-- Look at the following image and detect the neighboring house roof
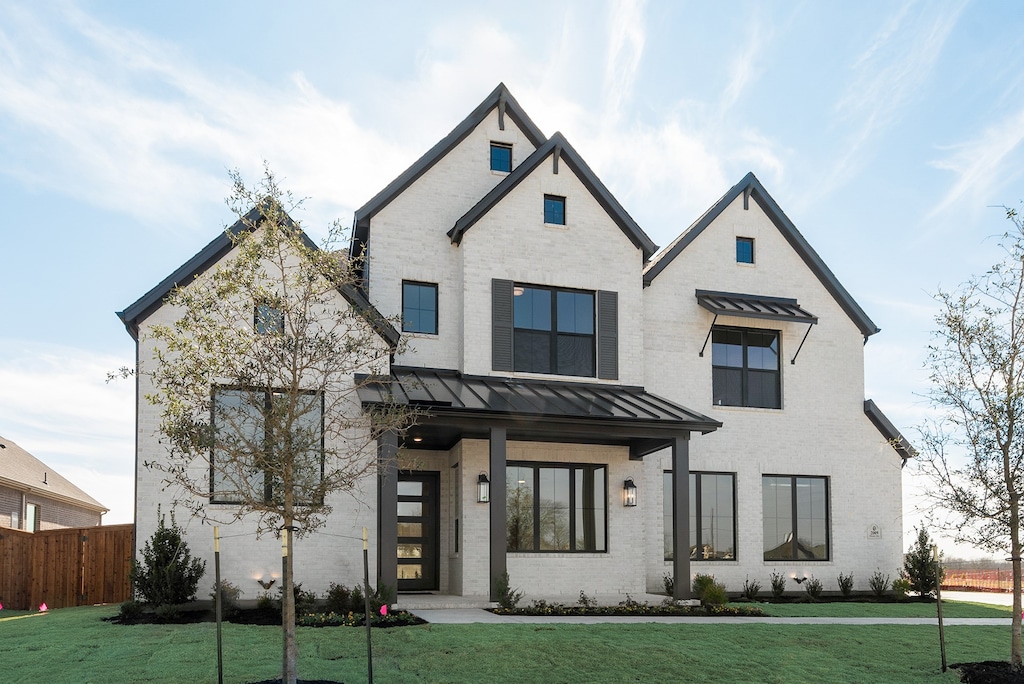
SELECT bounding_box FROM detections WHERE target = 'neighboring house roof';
[0,435,107,513]
[448,132,659,262]
[644,172,880,339]
[864,399,918,466]
[117,205,400,347]
[357,367,721,458]
[351,83,548,264]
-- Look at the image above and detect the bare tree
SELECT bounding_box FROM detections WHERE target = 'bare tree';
[918,205,1024,668]
[140,167,411,683]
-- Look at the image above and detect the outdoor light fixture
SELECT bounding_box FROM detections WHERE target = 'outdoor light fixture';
[623,478,638,507]
[257,575,277,590]
[477,473,490,503]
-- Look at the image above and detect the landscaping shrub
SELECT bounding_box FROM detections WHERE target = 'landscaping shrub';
[804,577,823,601]
[118,600,143,621]
[494,571,524,610]
[770,571,787,598]
[131,510,206,607]
[276,583,317,616]
[742,576,761,600]
[256,591,274,612]
[369,582,395,613]
[663,573,674,597]
[892,576,912,599]
[837,572,854,597]
[209,580,242,618]
[693,573,728,605]
[577,591,597,609]
[324,582,354,614]
[903,526,942,597]
[869,570,890,597]
[154,603,181,622]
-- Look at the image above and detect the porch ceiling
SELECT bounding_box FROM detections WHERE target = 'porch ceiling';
[357,367,721,458]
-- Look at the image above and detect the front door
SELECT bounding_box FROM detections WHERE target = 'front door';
[397,471,439,592]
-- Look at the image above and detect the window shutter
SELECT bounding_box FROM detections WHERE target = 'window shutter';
[492,279,513,371]
[597,290,618,379]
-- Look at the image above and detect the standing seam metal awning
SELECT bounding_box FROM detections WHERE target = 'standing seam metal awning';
[696,289,817,323]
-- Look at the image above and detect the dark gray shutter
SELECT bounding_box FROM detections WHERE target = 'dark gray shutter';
[492,279,513,371]
[597,290,618,380]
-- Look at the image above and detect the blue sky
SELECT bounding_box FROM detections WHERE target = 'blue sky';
[1,1,1023,557]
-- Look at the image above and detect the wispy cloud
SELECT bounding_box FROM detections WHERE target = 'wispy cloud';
[720,20,769,115]
[603,0,646,128]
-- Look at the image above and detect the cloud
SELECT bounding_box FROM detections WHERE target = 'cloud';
[603,0,646,127]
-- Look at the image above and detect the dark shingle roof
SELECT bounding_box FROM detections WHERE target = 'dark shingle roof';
[0,435,107,513]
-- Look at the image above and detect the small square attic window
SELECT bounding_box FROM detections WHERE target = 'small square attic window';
[736,237,754,264]
[490,143,512,172]
[544,195,566,225]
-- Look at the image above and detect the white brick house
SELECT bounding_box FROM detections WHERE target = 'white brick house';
[120,84,911,602]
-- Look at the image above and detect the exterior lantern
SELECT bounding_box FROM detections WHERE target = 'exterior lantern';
[478,473,490,503]
[623,478,638,507]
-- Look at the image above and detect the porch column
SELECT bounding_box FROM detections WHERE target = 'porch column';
[488,427,507,601]
[671,434,691,601]
[377,431,398,593]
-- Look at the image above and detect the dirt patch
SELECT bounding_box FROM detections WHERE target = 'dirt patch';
[952,661,1024,684]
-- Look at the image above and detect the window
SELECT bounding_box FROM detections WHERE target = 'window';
[663,472,736,561]
[402,281,438,334]
[211,387,324,505]
[490,143,512,172]
[506,463,606,552]
[255,303,284,334]
[763,476,829,560]
[712,327,780,408]
[736,237,754,264]
[544,195,565,225]
[513,285,594,376]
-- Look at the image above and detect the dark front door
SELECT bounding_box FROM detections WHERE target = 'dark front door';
[397,471,439,591]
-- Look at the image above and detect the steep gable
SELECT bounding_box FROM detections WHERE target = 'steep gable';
[643,172,879,338]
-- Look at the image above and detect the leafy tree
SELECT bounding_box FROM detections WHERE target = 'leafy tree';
[135,167,412,683]
[131,510,205,607]
[902,526,942,597]
[917,205,1024,668]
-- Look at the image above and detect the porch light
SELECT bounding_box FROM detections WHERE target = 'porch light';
[623,478,637,507]
[477,473,490,503]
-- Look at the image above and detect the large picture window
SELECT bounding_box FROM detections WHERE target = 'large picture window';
[712,327,781,408]
[763,475,829,560]
[513,285,594,376]
[506,463,606,552]
[211,387,324,505]
[663,472,736,561]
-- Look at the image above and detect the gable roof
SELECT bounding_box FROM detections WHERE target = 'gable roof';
[448,132,659,261]
[864,399,918,466]
[0,435,107,513]
[350,83,547,262]
[643,172,880,338]
[117,205,400,347]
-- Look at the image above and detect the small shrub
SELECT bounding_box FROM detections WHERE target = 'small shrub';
[693,573,728,606]
[210,580,242,618]
[770,572,787,598]
[742,576,761,600]
[256,591,274,612]
[869,570,890,597]
[118,600,143,621]
[276,582,317,617]
[369,582,395,613]
[892,576,912,599]
[663,572,675,597]
[692,574,717,599]
[837,572,854,597]
[804,577,823,601]
[131,509,206,607]
[325,582,353,614]
[904,526,942,597]
[619,594,643,609]
[350,584,364,611]
[577,590,597,609]
[494,571,524,610]
[154,603,180,622]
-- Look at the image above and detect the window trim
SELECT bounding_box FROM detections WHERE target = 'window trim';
[513,283,595,377]
[401,280,439,335]
[762,474,830,561]
[506,461,607,553]
[663,471,737,562]
[711,326,782,409]
[490,142,513,173]
[544,195,566,225]
[736,237,755,264]
[210,386,325,506]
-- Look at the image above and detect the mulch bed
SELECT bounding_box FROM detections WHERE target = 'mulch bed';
[105,607,422,627]
[952,662,1024,684]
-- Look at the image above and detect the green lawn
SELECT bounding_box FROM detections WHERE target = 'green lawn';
[0,605,1013,683]
[758,599,1011,618]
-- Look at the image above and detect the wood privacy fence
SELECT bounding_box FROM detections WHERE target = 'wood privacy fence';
[0,524,133,610]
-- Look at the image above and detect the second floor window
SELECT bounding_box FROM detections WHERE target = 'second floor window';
[513,285,594,376]
[402,281,438,335]
[490,143,512,172]
[712,327,780,408]
[544,195,566,225]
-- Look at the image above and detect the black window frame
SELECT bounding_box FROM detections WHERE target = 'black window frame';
[402,280,438,335]
[506,461,607,553]
[513,283,595,377]
[489,142,512,172]
[663,471,737,562]
[210,386,325,506]
[711,326,781,409]
[762,475,830,561]
[736,237,755,264]
[544,195,566,225]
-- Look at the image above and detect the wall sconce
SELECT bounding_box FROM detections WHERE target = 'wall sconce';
[792,575,808,585]
[257,575,277,590]
[477,473,490,503]
[623,478,637,507]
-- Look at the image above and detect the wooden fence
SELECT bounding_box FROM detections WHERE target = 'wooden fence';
[0,524,133,610]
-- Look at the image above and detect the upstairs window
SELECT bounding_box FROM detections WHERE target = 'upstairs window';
[402,281,438,335]
[544,195,566,225]
[490,143,512,172]
[255,303,284,334]
[513,285,594,376]
[736,237,754,264]
[712,327,780,408]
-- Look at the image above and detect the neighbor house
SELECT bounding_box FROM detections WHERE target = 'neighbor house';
[0,435,107,531]
[119,84,912,601]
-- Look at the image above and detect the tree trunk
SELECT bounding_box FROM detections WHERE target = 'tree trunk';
[1011,502,1022,669]
[282,525,298,684]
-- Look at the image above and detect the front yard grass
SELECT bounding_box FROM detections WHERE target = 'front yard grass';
[757,599,1010,619]
[0,604,1011,683]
